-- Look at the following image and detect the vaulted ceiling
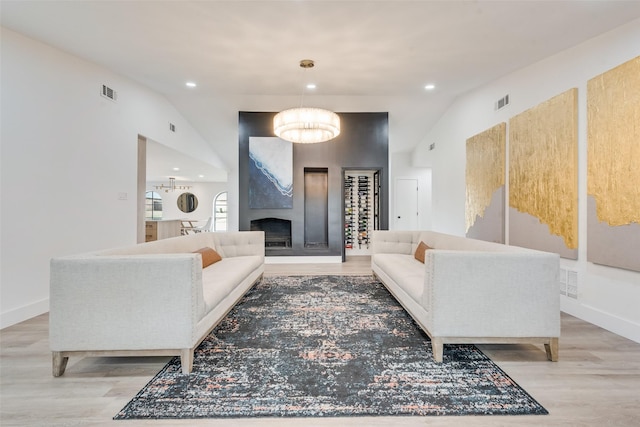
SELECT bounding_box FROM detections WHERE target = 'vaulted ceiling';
[3,0,640,178]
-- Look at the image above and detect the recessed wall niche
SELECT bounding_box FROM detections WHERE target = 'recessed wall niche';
[304,168,329,249]
[238,112,389,258]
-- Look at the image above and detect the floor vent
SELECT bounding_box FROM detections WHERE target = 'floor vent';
[101,84,117,101]
[495,94,509,111]
[559,268,578,299]
[567,270,578,299]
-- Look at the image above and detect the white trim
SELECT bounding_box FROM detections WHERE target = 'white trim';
[1,298,49,329]
[561,297,640,344]
[265,256,342,264]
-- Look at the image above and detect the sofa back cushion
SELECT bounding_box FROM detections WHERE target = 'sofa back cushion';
[419,231,523,253]
[212,231,265,259]
[371,230,421,255]
[98,232,217,256]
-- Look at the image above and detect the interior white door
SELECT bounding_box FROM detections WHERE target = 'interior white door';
[395,178,418,230]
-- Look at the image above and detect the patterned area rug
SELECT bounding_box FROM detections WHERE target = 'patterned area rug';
[115,275,547,419]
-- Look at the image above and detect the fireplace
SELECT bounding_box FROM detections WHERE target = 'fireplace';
[250,218,292,248]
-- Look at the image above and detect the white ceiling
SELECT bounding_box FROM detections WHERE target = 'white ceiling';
[3,0,640,180]
[146,139,228,183]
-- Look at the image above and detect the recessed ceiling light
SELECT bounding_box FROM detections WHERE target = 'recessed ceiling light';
[198,174,205,178]
[186,82,197,88]
[424,84,436,90]
[306,83,316,89]
[173,167,180,171]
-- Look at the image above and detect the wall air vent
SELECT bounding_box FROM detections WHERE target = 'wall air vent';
[567,270,578,299]
[101,84,117,101]
[495,94,509,111]
[559,267,578,299]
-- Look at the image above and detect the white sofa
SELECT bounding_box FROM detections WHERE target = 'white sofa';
[371,230,560,363]
[49,231,264,376]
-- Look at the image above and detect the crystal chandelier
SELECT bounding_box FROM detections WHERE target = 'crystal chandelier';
[273,60,340,144]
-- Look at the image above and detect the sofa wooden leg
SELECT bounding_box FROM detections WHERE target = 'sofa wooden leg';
[432,338,444,363]
[52,352,68,377]
[545,337,559,361]
[180,349,193,374]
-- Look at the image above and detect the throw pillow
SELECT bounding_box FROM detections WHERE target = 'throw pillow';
[193,247,222,268]
[414,241,433,263]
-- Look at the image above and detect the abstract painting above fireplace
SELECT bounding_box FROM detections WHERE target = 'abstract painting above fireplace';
[249,137,292,209]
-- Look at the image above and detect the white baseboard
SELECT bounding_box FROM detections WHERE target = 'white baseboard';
[1,298,49,329]
[265,256,342,264]
[561,297,640,344]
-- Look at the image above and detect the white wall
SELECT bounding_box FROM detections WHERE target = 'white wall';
[390,153,432,231]
[226,165,240,232]
[412,20,640,343]
[146,181,227,228]
[0,28,223,327]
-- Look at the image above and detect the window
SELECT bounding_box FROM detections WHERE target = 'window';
[213,191,227,231]
[145,191,163,220]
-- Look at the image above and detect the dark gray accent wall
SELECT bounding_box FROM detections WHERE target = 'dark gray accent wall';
[239,111,389,257]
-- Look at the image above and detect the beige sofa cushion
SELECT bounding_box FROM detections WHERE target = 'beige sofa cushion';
[202,255,263,313]
[372,253,424,303]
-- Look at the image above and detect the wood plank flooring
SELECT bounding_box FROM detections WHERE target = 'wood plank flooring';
[1,256,639,426]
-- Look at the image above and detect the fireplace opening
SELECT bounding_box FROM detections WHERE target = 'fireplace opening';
[250,218,292,248]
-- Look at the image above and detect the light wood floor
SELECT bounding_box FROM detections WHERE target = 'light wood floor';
[2,257,640,426]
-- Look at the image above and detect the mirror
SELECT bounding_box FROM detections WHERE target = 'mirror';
[177,192,198,213]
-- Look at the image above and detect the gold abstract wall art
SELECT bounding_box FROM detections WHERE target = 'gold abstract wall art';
[587,56,640,272]
[587,56,640,226]
[509,88,578,257]
[465,123,506,243]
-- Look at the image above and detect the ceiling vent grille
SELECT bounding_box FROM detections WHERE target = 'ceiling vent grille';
[495,94,509,111]
[101,84,117,101]
[169,123,176,132]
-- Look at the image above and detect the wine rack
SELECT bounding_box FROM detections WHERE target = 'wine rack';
[344,172,378,252]
[357,175,370,248]
[344,176,355,249]
[373,170,380,231]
